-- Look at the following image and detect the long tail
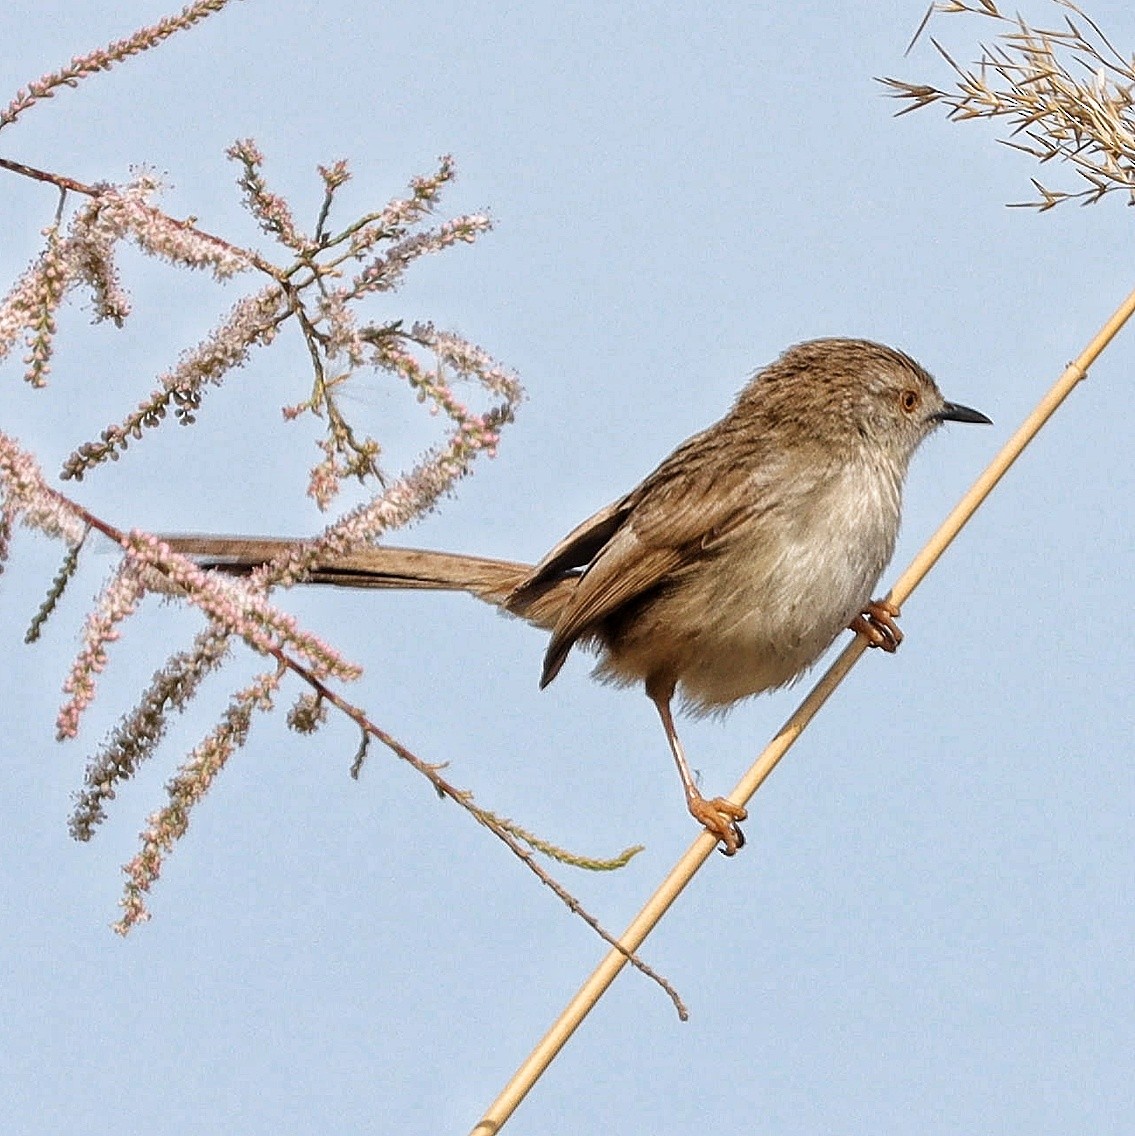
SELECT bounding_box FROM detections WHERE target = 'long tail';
[158,535,574,633]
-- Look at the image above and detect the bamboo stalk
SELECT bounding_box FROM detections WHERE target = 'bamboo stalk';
[470,284,1135,1135]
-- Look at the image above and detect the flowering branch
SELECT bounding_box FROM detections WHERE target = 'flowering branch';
[0,1,673,1009]
[68,627,231,843]
[0,0,233,133]
[115,665,286,934]
[0,431,645,972]
[1,144,514,505]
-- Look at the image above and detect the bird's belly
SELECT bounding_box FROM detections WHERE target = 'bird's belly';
[676,564,869,708]
[669,477,897,711]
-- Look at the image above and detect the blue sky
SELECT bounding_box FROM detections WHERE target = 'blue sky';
[2,2,1133,1133]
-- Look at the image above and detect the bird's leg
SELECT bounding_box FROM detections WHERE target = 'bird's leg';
[647,680,747,856]
[849,598,903,653]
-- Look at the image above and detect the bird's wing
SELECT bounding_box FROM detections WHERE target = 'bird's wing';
[520,497,634,585]
[537,524,684,686]
[538,426,788,685]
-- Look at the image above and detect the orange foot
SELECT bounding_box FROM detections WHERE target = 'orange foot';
[850,598,903,653]
[688,791,748,856]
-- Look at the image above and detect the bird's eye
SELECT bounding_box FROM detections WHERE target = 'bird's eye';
[900,389,920,414]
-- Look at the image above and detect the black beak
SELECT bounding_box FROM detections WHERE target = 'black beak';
[934,401,992,426]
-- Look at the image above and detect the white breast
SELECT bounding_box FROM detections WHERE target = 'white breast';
[675,456,903,710]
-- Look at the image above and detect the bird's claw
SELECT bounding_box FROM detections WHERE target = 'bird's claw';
[850,598,903,653]
[688,792,748,856]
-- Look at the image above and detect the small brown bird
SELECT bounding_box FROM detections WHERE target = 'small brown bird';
[163,338,990,854]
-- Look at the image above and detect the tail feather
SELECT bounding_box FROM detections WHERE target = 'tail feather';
[158,535,576,633]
